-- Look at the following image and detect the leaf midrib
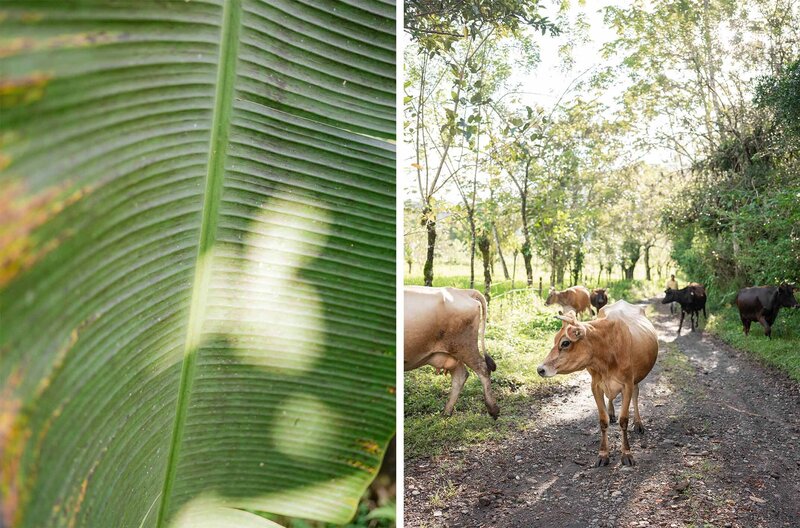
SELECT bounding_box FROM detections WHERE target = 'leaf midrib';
[155,1,242,525]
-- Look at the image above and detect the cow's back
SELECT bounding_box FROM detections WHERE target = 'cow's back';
[736,286,777,318]
[598,300,658,382]
[404,286,481,369]
[562,286,591,311]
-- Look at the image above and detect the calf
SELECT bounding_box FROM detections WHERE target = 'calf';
[661,283,707,334]
[735,283,799,339]
[546,285,593,318]
[404,286,498,418]
[537,301,658,466]
[590,288,608,312]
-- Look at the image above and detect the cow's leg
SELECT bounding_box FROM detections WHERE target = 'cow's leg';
[677,310,685,335]
[756,314,771,339]
[591,381,610,467]
[606,395,616,424]
[632,384,645,434]
[443,363,469,416]
[691,311,697,332]
[742,318,751,336]
[619,384,635,466]
[462,353,499,419]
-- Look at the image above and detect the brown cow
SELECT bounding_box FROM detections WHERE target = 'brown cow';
[545,285,593,317]
[404,286,499,418]
[537,301,658,466]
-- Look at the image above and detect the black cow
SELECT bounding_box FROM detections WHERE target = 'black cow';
[735,283,799,339]
[590,288,608,313]
[661,283,707,334]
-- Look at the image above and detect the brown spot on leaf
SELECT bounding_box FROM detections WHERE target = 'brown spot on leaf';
[0,368,24,528]
[0,405,30,527]
[0,180,89,288]
[19,12,44,23]
[0,71,52,106]
[0,31,121,59]
[346,459,377,474]
[357,439,381,455]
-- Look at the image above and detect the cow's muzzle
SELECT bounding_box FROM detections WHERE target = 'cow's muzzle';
[537,364,556,378]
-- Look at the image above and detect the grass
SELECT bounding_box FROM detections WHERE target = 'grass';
[403,276,666,459]
[704,305,800,381]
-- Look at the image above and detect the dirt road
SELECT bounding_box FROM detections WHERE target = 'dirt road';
[404,300,800,527]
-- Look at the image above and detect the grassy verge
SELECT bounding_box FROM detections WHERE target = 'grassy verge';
[705,305,800,381]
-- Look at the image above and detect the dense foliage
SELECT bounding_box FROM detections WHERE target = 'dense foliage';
[665,60,800,295]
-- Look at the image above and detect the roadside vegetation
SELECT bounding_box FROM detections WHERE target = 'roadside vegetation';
[706,307,800,382]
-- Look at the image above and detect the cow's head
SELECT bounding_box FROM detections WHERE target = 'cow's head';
[545,287,558,306]
[777,282,800,308]
[593,288,608,304]
[537,311,591,377]
[661,288,676,304]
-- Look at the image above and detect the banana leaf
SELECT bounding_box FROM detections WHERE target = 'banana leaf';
[0,1,396,526]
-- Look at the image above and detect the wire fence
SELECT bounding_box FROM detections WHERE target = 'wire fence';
[489,287,544,320]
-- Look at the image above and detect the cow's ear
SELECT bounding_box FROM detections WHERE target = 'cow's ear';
[566,325,584,341]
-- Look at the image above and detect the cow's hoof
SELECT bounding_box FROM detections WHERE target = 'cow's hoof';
[621,454,635,466]
[609,415,617,424]
[634,423,645,434]
[595,456,610,467]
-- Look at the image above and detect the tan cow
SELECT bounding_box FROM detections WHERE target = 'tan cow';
[545,285,593,317]
[537,300,658,466]
[404,286,499,418]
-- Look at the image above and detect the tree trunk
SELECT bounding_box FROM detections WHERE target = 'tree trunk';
[479,233,492,304]
[468,211,476,289]
[644,245,652,281]
[511,250,518,289]
[521,196,533,287]
[493,223,510,280]
[572,248,584,285]
[422,207,436,287]
[621,261,635,280]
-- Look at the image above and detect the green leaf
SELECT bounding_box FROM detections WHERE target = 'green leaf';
[0,1,395,527]
[364,502,396,522]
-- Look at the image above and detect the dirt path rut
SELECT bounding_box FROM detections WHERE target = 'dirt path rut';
[404,300,800,528]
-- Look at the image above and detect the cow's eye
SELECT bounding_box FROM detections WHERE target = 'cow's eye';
[560,339,571,349]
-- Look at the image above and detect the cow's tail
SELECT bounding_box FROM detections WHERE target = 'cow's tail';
[471,290,496,372]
